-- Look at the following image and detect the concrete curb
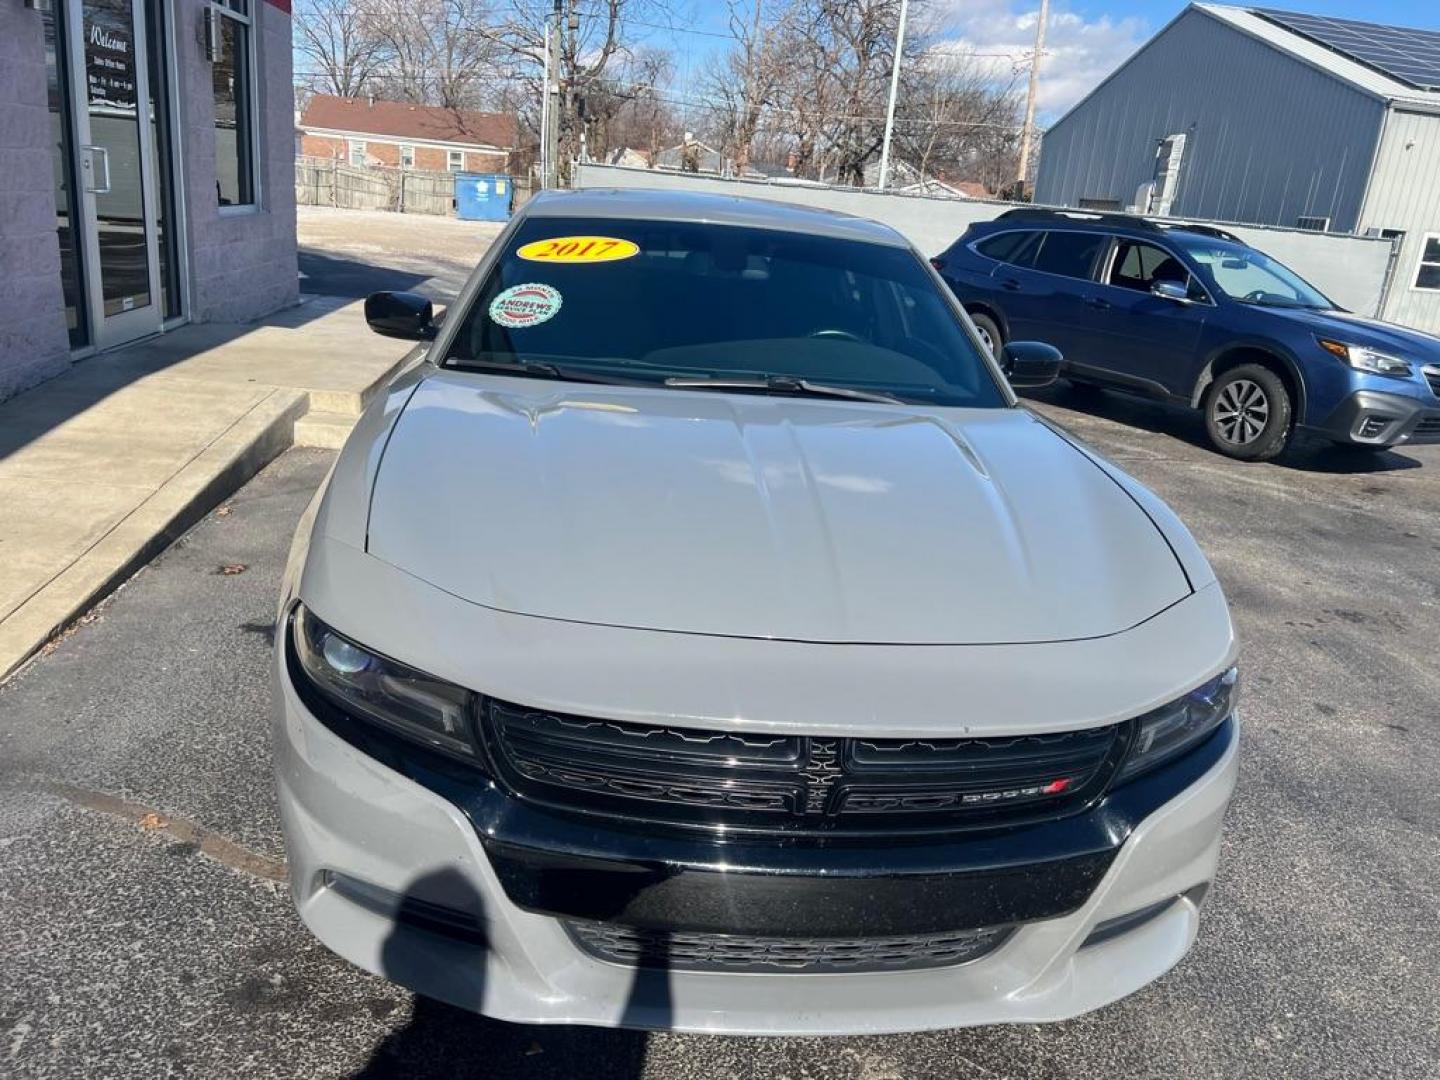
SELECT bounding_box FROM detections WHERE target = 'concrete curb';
[0,388,308,682]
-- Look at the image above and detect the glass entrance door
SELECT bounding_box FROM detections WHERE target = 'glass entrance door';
[63,0,163,349]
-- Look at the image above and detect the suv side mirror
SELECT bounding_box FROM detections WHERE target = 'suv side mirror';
[1150,280,1192,303]
[365,290,437,340]
[1000,341,1062,389]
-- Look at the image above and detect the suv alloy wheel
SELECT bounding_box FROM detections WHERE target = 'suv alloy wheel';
[1204,364,1293,461]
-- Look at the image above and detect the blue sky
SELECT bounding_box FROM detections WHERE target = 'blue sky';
[649,1,1440,126]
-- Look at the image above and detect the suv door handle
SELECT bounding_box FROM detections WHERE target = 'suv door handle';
[1084,297,1112,309]
[1000,278,1021,291]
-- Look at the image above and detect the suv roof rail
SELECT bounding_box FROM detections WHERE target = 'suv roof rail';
[994,207,1246,245]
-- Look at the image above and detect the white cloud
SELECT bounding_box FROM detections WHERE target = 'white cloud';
[932,1,1152,123]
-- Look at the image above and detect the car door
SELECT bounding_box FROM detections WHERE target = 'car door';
[1002,230,1111,360]
[968,229,1045,339]
[1064,237,1210,398]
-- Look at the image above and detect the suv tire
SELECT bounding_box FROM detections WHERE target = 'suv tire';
[968,312,1003,358]
[1204,364,1292,461]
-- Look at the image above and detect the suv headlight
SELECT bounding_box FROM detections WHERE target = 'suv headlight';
[1317,338,1412,377]
[1116,666,1238,783]
[292,603,479,761]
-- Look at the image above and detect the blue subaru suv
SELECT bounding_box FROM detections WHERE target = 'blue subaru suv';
[934,209,1440,461]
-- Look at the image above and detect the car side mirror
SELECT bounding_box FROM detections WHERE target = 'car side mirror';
[1000,341,1062,389]
[1150,280,1191,303]
[365,290,437,340]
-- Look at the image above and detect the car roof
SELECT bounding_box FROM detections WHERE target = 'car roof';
[523,188,912,249]
[974,209,1246,245]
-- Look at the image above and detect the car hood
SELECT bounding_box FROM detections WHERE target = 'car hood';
[1267,307,1440,358]
[365,372,1191,645]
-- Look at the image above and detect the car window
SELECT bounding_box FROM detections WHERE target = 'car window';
[1032,231,1108,279]
[1105,239,1204,299]
[975,230,1043,268]
[443,216,1007,408]
[1185,242,1334,309]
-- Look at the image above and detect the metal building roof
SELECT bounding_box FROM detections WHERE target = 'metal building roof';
[1254,8,1440,92]
[1197,5,1440,108]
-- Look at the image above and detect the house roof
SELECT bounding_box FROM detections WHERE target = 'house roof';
[299,95,518,149]
[1193,6,1440,108]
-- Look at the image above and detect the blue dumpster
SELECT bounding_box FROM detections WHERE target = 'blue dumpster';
[454,172,512,221]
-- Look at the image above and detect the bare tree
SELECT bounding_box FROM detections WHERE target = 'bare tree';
[476,0,675,178]
[581,50,681,163]
[893,50,1024,190]
[358,0,499,109]
[701,1,797,173]
[292,0,388,99]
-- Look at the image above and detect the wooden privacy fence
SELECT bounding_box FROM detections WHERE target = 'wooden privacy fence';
[295,158,456,215]
[296,158,535,217]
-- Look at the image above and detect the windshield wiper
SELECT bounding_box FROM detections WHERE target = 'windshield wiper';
[664,375,903,404]
[447,358,633,385]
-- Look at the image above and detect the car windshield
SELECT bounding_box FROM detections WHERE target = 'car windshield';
[442,215,1005,408]
[1182,241,1335,310]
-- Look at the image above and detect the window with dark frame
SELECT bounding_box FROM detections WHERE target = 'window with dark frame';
[210,0,254,207]
[1416,235,1440,292]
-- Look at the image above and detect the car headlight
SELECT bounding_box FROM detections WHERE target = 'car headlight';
[292,603,479,761]
[1317,338,1412,377]
[1116,666,1238,783]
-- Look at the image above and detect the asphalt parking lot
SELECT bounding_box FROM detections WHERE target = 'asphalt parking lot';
[298,207,505,303]
[2,378,1437,1078]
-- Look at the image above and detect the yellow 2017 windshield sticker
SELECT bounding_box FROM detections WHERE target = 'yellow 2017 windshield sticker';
[516,236,640,263]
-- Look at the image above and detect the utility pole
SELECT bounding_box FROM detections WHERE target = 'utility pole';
[539,0,563,188]
[1015,0,1049,193]
[876,0,911,190]
[539,8,552,188]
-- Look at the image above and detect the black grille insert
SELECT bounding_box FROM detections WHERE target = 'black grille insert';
[1415,415,1440,435]
[566,920,1013,973]
[483,700,1127,836]
[1423,366,1440,397]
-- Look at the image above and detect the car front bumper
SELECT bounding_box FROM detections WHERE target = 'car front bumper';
[273,645,1241,1035]
[1311,389,1440,447]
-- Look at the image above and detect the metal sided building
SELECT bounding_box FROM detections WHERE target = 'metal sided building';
[1,0,297,403]
[1034,4,1440,334]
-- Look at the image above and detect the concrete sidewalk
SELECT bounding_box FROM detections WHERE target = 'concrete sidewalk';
[0,296,412,680]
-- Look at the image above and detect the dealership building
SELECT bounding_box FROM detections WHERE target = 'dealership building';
[1,0,298,403]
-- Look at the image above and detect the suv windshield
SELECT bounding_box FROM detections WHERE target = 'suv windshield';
[1182,241,1335,310]
[442,216,1005,408]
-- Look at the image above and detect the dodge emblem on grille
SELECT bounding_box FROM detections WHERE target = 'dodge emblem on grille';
[802,739,843,814]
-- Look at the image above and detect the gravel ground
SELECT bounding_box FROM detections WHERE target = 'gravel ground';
[1,390,1437,1078]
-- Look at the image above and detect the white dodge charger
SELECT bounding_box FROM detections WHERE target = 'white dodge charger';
[272,189,1240,1035]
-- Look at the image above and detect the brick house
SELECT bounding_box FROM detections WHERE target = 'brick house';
[298,95,517,174]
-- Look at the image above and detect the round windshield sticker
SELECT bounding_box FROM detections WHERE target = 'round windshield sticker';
[489,283,563,329]
[516,236,639,263]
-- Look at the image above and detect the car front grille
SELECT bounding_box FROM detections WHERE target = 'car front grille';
[482,699,1126,836]
[1423,366,1440,397]
[565,920,1013,973]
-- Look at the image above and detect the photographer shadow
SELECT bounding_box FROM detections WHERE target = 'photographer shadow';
[349,867,667,1079]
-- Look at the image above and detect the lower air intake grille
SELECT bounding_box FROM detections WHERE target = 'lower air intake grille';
[1415,415,1440,435]
[566,921,1013,973]
[483,699,1126,836]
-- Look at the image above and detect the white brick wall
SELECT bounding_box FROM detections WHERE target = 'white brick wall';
[176,0,298,324]
[0,5,72,402]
